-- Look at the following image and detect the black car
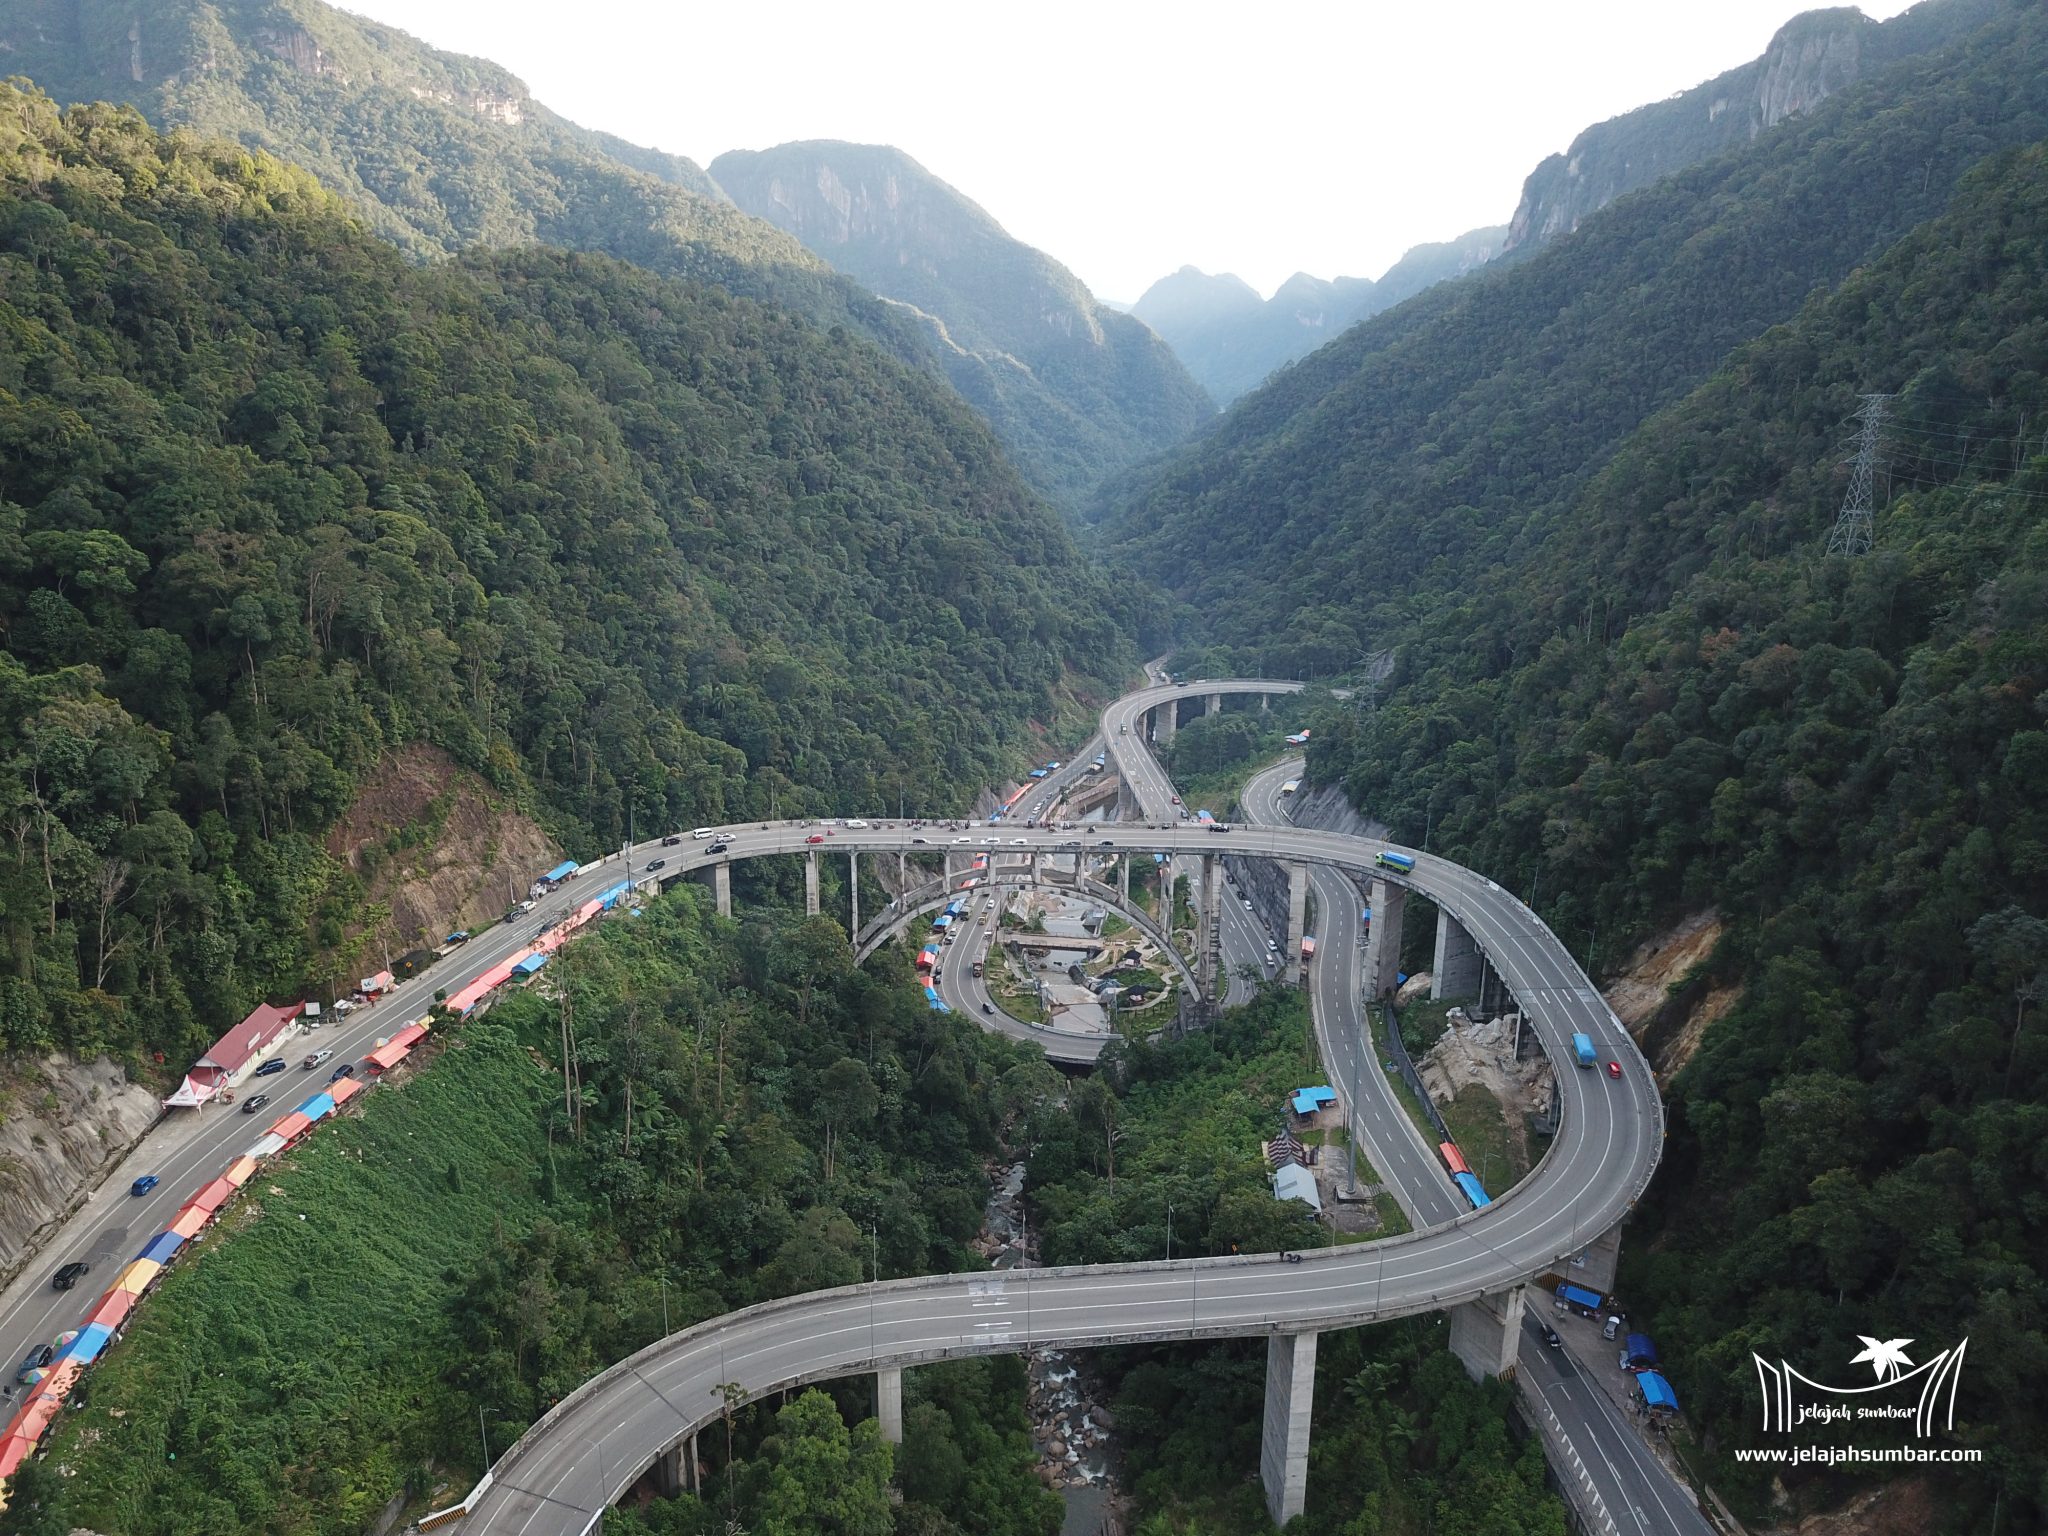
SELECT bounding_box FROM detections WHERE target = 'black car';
[1098,839,1116,848]
[51,1262,89,1291]
[706,842,730,855]
[329,1063,357,1084]
[646,858,666,872]
[980,1002,993,1015]
[1542,1326,1563,1349]
[661,835,684,847]
[253,1057,288,1078]
[241,1094,271,1115]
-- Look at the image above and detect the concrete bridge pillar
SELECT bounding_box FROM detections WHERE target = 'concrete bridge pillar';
[1206,692,1222,716]
[1198,855,1223,999]
[653,1440,687,1496]
[848,850,859,935]
[1450,1287,1525,1383]
[713,861,732,919]
[1364,879,1405,998]
[1431,910,1482,1001]
[805,851,820,917]
[1569,1224,1624,1296]
[1154,701,1177,745]
[1260,693,1270,713]
[1285,863,1308,986]
[1260,1330,1318,1526]
[877,1367,904,1443]
[1119,854,1131,907]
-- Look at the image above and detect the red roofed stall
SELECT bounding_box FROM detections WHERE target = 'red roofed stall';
[163,1001,305,1107]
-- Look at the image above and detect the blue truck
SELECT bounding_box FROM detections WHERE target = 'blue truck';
[1375,850,1415,873]
[1572,1032,1597,1067]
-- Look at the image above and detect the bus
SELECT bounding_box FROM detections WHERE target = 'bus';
[1375,850,1416,873]
[1280,779,1300,796]
[1300,936,1316,959]
[1452,1171,1492,1209]
[1438,1141,1471,1177]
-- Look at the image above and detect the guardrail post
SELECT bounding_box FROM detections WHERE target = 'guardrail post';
[877,1366,904,1443]
[1260,1330,1318,1525]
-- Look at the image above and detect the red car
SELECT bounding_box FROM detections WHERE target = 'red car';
[805,833,826,844]
[1606,1061,1622,1079]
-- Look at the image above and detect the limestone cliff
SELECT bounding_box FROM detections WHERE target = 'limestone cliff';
[1504,0,2003,255]
[0,1055,162,1280]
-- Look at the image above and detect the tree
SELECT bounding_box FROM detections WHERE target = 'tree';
[756,1390,894,1536]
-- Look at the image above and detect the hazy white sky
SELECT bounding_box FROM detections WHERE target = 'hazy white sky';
[348,0,1915,302]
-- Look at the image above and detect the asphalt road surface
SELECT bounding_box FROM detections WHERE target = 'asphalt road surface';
[460,681,1662,1535]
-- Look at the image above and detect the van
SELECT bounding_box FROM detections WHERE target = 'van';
[305,1048,334,1070]
[692,827,715,839]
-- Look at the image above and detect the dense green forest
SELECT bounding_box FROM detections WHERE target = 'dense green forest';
[1095,0,2048,669]
[1030,997,1564,1535]
[0,84,1138,1066]
[0,0,1211,506]
[38,887,1064,1536]
[1158,125,2048,1536]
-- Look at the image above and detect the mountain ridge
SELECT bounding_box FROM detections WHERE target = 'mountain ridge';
[709,138,1215,507]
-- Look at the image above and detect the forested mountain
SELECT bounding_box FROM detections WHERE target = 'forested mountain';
[1130,225,1501,406]
[0,84,1134,1069]
[1095,0,2048,657]
[1109,1,2048,1519]
[1502,0,2003,253]
[0,0,1195,506]
[710,140,1214,506]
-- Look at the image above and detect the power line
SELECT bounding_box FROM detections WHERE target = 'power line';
[1826,394,1892,557]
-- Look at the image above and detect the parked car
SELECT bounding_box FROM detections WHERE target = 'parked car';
[646,858,666,872]
[51,1262,90,1291]
[444,930,471,947]
[305,1049,334,1070]
[130,1175,158,1197]
[253,1057,288,1078]
[242,1094,271,1115]
[329,1063,357,1083]
[15,1343,56,1383]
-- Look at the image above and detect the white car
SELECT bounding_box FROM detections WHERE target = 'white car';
[846,819,870,829]
[953,836,972,844]
[982,837,999,846]
[1011,838,1028,846]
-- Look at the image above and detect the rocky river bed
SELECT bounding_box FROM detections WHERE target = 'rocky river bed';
[977,1160,1128,1535]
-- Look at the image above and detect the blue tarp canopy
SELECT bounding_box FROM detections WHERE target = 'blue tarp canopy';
[295,1091,337,1121]
[515,953,548,975]
[1637,1372,1679,1411]
[596,880,631,909]
[1290,1085,1337,1115]
[1625,1333,1659,1365]
[543,861,579,883]
[1557,1283,1604,1311]
[135,1231,184,1266]
[59,1323,113,1364]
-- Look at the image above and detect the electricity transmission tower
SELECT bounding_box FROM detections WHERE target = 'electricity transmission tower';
[1826,393,1893,556]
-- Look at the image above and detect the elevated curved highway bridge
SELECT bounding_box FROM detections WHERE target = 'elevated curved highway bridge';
[442,680,1664,1533]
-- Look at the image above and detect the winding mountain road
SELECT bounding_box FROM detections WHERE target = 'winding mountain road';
[455,679,1664,1535]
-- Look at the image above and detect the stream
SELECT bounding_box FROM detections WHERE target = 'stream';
[978,1159,1125,1536]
